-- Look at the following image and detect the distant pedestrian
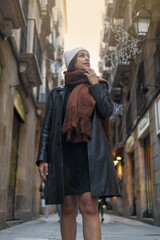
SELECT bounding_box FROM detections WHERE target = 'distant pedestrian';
[99,198,106,223]
[36,47,120,239]
[39,181,50,223]
[57,204,61,222]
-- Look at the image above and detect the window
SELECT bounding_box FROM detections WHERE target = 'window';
[112,122,116,147]
[155,95,160,135]
[154,22,160,85]
[118,116,123,142]
[154,46,160,79]
[126,103,132,133]
[20,0,28,53]
[22,0,29,20]
[136,62,146,114]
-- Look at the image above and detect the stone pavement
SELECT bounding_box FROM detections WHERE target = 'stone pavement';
[0,213,160,240]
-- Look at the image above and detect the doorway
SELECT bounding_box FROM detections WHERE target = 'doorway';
[130,152,136,216]
[143,134,153,218]
[7,109,21,220]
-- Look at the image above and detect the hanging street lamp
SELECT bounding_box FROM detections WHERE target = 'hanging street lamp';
[133,6,151,37]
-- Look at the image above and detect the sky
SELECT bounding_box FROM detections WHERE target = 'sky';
[64,0,104,74]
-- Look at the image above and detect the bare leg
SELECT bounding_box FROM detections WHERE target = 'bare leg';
[60,195,78,240]
[80,192,101,240]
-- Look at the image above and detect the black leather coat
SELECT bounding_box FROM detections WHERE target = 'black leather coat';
[36,83,120,204]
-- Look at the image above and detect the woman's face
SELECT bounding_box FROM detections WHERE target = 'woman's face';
[74,50,90,70]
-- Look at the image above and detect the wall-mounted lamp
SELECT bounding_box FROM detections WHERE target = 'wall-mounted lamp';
[140,83,160,94]
[113,156,122,166]
[132,6,151,37]
[116,156,122,161]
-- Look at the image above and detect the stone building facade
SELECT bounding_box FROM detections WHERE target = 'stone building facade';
[100,0,160,226]
[0,0,67,229]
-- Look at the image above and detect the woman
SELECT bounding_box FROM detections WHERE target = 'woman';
[36,47,120,240]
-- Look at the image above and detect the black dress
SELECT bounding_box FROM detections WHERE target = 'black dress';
[62,86,91,196]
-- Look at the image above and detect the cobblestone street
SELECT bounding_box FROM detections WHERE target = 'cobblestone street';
[0,213,160,240]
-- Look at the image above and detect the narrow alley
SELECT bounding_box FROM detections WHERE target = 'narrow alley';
[0,213,160,240]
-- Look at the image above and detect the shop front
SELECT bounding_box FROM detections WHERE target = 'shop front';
[6,90,26,220]
[126,134,136,217]
[137,112,153,219]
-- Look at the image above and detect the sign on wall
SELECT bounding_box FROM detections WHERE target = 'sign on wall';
[137,112,150,139]
[126,134,134,153]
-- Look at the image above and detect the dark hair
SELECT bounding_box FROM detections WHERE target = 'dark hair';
[67,54,78,72]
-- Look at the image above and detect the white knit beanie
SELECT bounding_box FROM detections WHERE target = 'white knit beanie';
[63,47,88,69]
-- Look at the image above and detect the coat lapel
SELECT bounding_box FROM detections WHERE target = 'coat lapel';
[57,85,67,101]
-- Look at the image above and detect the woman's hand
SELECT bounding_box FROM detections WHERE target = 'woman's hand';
[38,161,48,181]
[84,68,98,85]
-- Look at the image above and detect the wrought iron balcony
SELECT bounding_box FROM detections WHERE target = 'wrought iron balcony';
[19,19,42,89]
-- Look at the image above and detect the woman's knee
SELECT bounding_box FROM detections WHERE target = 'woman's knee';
[61,196,78,216]
[80,193,98,215]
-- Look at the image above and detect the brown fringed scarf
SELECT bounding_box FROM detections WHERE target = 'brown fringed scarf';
[61,70,110,143]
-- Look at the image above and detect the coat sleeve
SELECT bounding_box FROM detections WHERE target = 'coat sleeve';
[36,91,53,166]
[89,83,113,119]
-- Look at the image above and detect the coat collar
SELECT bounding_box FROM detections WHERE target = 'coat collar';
[56,85,67,101]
